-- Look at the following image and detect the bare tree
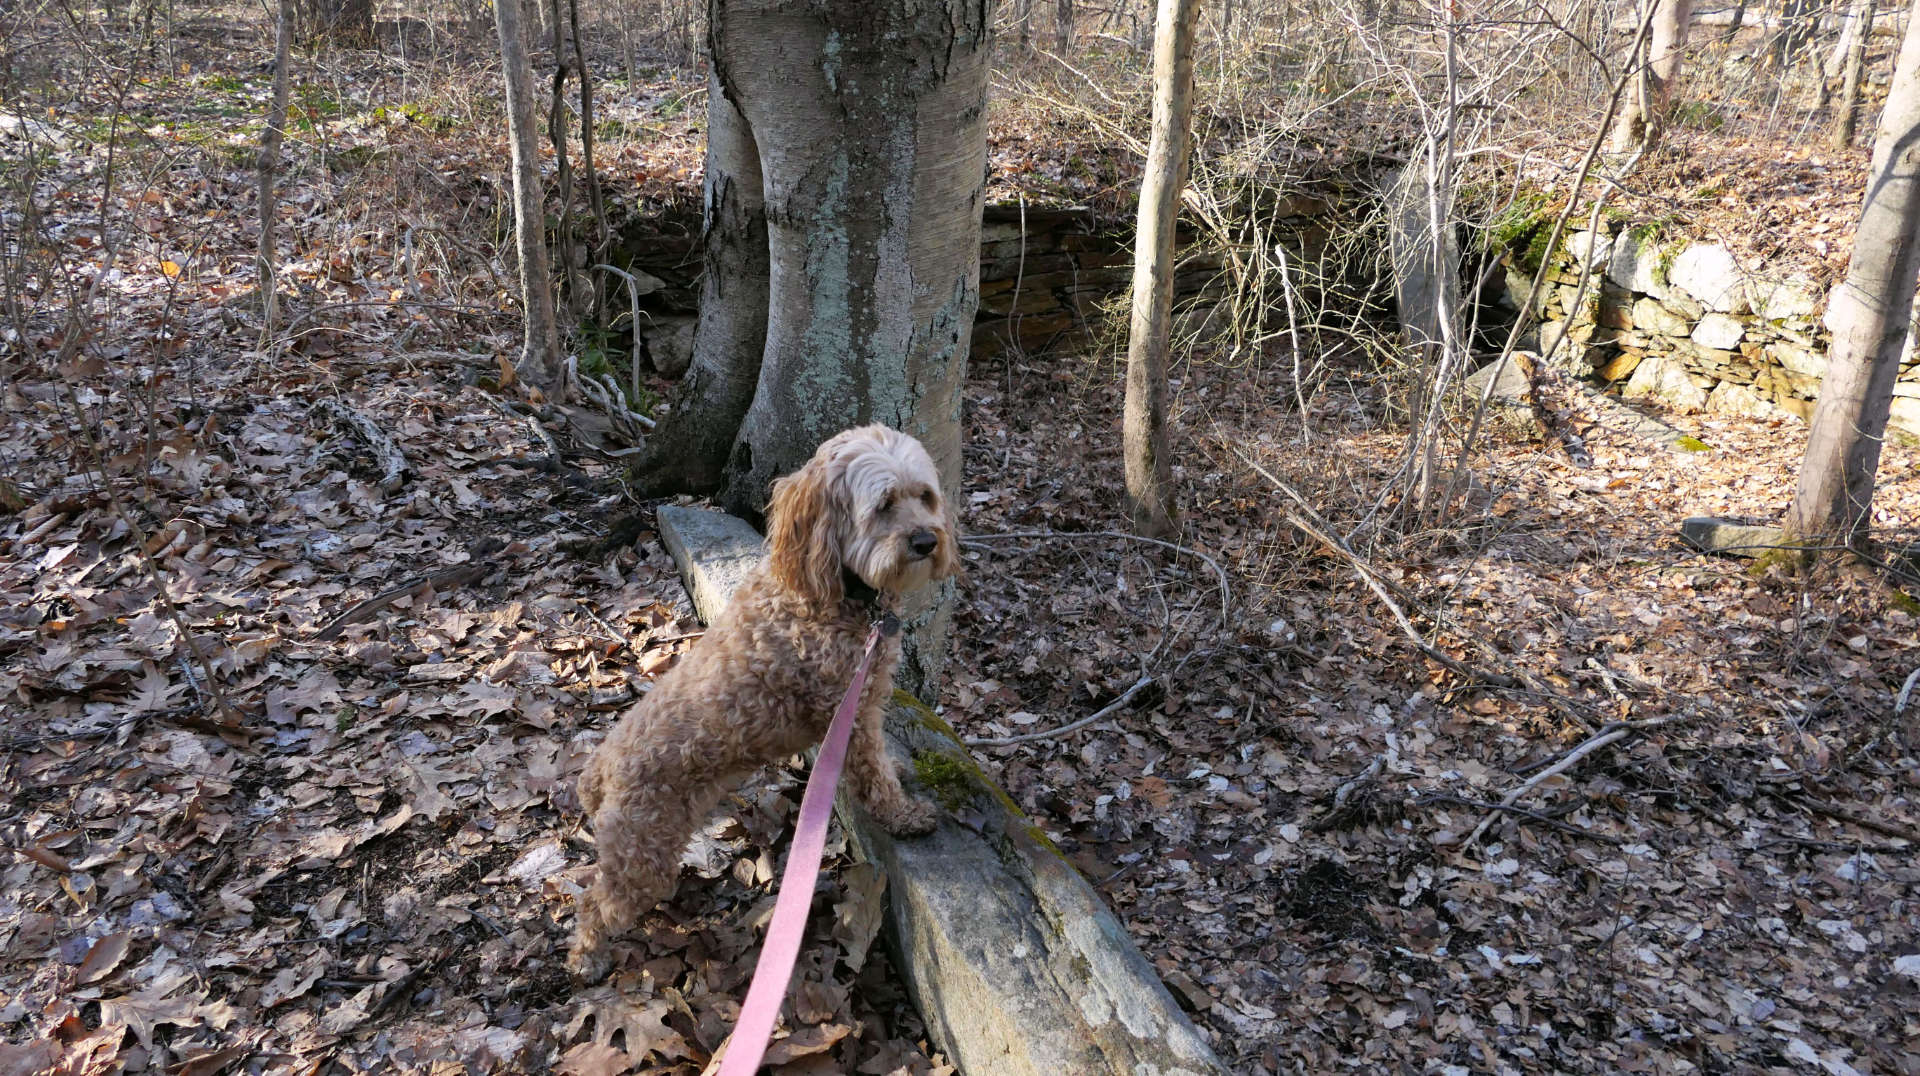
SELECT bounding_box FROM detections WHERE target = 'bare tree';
[1788,0,1920,546]
[1610,0,1692,153]
[630,71,767,496]
[1123,0,1200,538]
[492,0,565,395]
[1831,0,1875,147]
[257,0,293,341]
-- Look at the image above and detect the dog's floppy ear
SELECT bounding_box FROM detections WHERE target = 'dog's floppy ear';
[932,488,961,581]
[766,457,842,609]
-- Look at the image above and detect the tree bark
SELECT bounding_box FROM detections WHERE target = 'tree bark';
[709,0,991,512]
[258,0,293,339]
[1788,0,1920,546]
[493,0,566,395]
[685,0,993,692]
[1832,0,1874,147]
[631,68,769,496]
[545,0,580,319]
[1610,0,1692,153]
[1122,0,1198,539]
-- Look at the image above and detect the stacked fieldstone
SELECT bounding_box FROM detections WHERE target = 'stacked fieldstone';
[1511,226,1920,437]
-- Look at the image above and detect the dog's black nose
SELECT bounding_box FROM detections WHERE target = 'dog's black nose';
[908,529,937,558]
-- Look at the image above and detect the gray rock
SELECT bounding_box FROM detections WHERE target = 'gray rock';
[1668,244,1750,314]
[1607,228,1670,298]
[1749,276,1819,321]
[1632,297,1691,336]
[1623,352,1708,413]
[1465,351,1534,403]
[1566,229,1614,270]
[1685,343,1737,368]
[1894,396,1920,437]
[1665,290,1706,320]
[656,506,768,614]
[642,316,699,378]
[1692,312,1745,350]
[1538,320,1590,371]
[1706,381,1774,418]
[654,507,1226,1076]
[1576,380,1706,453]
[1681,516,1787,557]
[1767,341,1828,380]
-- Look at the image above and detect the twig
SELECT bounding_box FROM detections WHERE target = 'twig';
[1464,717,1681,846]
[965,676,1155,747]
[309,543,501,642]
[1330,756,1385,812]
[1764,786,1920,847]
[1235,450,1519,690]
[591,262,652,407]
[962,530,1230,623]
[1414,792,1623,844]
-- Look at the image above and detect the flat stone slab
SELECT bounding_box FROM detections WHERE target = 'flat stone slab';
[655,506,1224,1076]
[1464,350,1534,404]
[1681,516,1788,557]
[656,505,767,617]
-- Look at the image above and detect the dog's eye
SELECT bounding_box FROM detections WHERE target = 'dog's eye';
[920,490,937,508]
[877,492,895,514]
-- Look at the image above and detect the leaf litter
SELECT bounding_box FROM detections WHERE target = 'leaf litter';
[1,26,947,1076]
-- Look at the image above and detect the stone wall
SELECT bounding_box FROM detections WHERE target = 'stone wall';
[1507,225,1920,436]
[971,204,1237,359]
[614,195,1358,373]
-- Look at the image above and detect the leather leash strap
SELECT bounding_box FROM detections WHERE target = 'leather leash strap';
[718,622,883,1076]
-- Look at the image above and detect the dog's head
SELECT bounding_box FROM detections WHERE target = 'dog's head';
[766,424,959,610]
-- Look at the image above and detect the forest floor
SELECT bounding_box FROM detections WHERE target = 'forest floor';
[5,16,1920,1076]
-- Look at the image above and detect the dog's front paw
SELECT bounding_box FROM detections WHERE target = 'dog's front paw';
[567,940,613,985]
[875,794,939,837]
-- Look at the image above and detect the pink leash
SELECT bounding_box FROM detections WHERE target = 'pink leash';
[718,620,888,1076]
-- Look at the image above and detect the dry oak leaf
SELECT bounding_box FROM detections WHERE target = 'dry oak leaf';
[555,1042,636,1076]
[293,804,414,868]
[567,989,692,1062]
[97,983,237,1051]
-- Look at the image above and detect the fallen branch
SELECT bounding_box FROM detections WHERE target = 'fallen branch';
[962,530,1230,623]
[591,262,655,408]
[309,540,502,642]
[965,675,1155,747]
[315,398,409,493]
[1763,785,1920,847]
[1464,716,1681,846]
[563,353,655,445]
[1416,792,1622,844]
[1234,450,1519,690]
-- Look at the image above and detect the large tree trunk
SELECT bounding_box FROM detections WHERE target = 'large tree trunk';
[631,69,769,496]
[1831,0,1874,148]
[686,0,992,691]
[1787,0,1920,546]
[1610,0,1692,153]
[493,0,566,395]
[1122,0,1198,538]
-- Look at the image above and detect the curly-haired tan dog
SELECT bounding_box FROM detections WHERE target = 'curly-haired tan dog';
[568,424,958,982]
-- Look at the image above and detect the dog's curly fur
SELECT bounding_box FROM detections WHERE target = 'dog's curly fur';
[567,424,958,983]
